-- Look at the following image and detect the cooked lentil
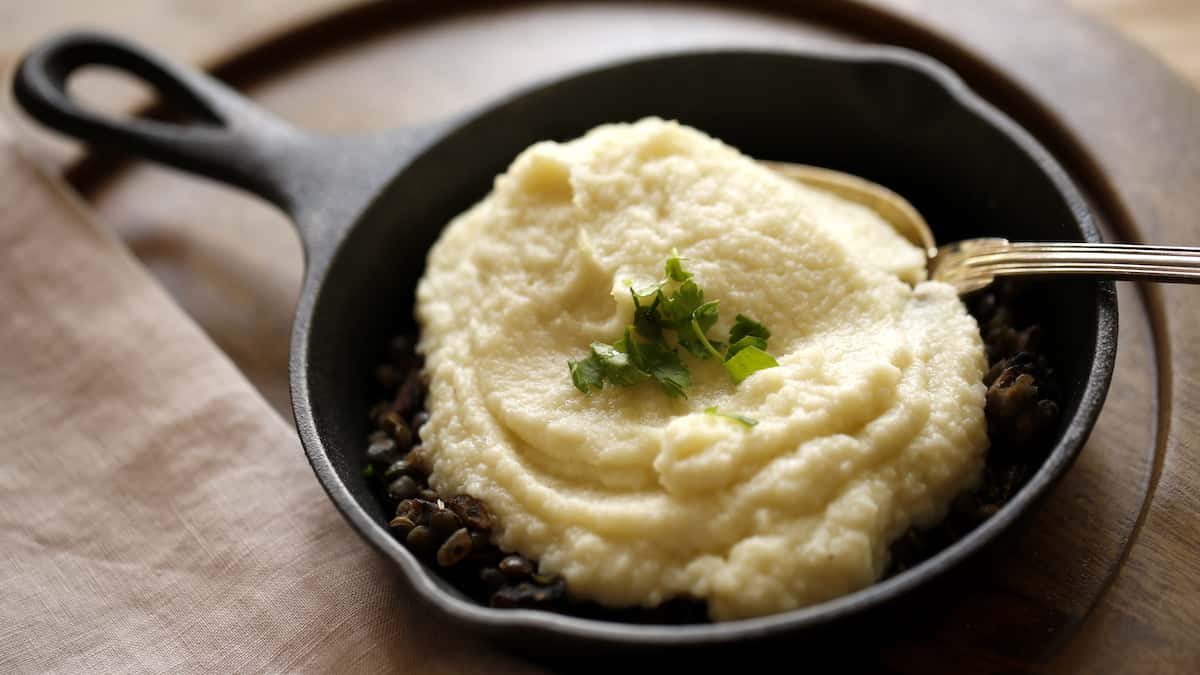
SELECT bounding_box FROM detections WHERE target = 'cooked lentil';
[362,279,1060,622]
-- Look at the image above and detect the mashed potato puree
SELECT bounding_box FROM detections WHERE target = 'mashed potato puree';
[415,118,988,621]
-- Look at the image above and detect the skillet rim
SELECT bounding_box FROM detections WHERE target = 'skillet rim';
[288,42,1118,646]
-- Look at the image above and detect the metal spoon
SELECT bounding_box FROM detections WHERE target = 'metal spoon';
[765,161,1200,294]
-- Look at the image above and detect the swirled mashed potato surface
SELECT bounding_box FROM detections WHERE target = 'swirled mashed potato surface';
[415,118,987,621]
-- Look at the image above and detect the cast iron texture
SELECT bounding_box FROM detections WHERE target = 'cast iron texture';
[13,32,1116,653]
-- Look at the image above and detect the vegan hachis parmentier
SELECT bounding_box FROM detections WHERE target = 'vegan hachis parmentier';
[413,118,987,621]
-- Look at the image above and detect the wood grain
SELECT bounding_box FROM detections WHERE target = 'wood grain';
[1071,0,1200,87]
[835,5,1200,672]
[3,1,1197,672]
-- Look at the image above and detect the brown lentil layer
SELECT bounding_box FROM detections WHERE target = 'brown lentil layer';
[363,280,1059,623]
[884,280,1061,575]
[361,335,708,622]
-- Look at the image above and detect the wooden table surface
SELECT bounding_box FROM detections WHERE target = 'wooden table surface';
[3,1,1198,161]
[2,2,1197,673]
[3,1,1197,84]
[1071,0,1200,86]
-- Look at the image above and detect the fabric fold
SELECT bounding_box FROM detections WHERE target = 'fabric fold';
[0,123,538,674]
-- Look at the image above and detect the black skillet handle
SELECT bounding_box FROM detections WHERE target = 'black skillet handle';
[13,32,309,207]
[12,31,420,264]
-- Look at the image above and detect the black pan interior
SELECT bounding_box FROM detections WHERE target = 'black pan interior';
[303,50,1104,614]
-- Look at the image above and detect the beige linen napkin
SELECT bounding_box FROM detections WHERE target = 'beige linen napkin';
[0,122,541,673]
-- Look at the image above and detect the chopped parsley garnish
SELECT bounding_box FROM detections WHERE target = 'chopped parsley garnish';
[704,407,759,427]
[729,313,771,344]
[568,353,606,394]
[568,251,779,399]
[724,345,779,384]
[664,253,693,282]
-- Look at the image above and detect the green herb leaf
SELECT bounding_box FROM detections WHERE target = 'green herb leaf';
[679,300,722,360]
[690,313,724,362]
[726,335,768,359]
[621,326,646,369]
[693,300,720,334]
[569,253,778,398]
[662,279,704,322]
[363,464,377,478]
[640,341,691,398]
[611,333,629,353]
[631,289,664,340]
[723,345,779,384]
[704,406,758,427]
[668,283,714,359]
[673,321,705,359]
[664,249,693,282]
[729,313,771,344]
[568,354,606,394]
[631,278,666,300]
[592,342,650,387]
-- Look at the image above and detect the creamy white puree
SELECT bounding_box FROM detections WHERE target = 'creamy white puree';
[414,118,988,621]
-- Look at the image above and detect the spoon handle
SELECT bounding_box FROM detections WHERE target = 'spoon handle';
[932,239,1200,293]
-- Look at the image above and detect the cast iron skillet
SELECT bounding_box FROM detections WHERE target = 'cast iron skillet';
[13,32,1116,652]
